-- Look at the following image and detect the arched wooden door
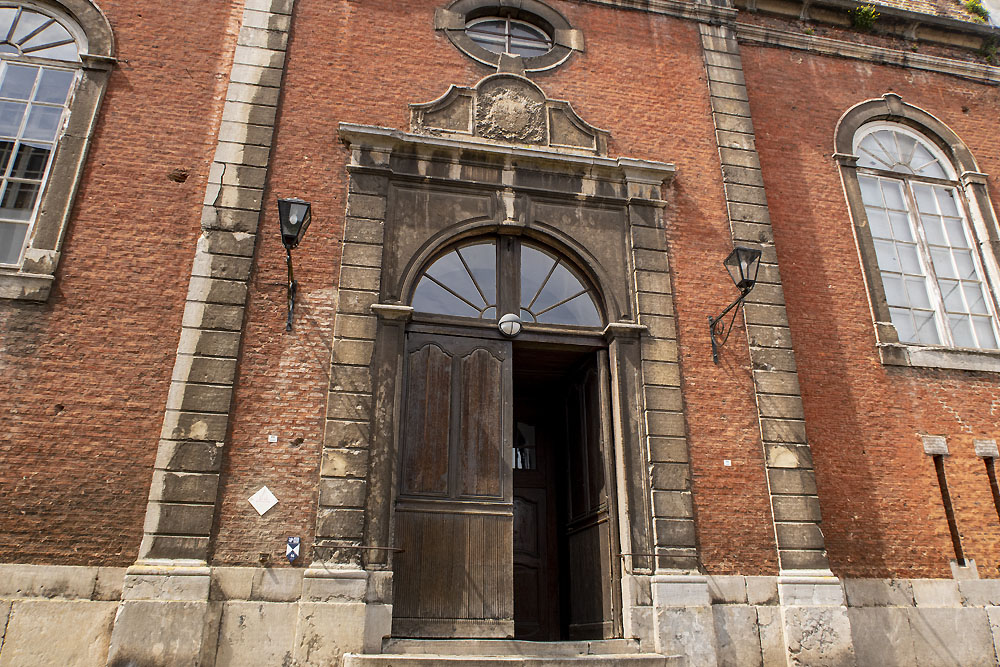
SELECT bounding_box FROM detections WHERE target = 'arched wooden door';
[391,236,612,639]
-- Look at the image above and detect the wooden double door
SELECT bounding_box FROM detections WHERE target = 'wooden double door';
[391,329,620,640]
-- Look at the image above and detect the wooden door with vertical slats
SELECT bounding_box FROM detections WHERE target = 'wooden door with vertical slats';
[392,331,514,638]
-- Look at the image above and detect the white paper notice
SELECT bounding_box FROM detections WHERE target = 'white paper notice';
[248,486,278,516]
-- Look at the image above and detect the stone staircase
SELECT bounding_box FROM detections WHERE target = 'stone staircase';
[343,639,683,666]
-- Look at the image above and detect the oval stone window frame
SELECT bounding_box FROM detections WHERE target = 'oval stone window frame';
[435,0,583,72]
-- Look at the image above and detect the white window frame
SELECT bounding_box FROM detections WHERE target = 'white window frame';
[835,94,1000,372]
[0,0,113,302]
[854,122,1000,350]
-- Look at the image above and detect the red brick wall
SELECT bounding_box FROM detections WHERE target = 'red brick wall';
[210,0,780,573]
[0,1,241,565]
[742,43,1000,578]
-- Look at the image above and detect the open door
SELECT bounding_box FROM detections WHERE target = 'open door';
[392,331,514,638]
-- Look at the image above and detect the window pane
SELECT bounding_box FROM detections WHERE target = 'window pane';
[874,239,900,272]
[509,23,547,41]
[468,20,506,36]
[0,138,13,173]
[964,283,988,314]
[509,42,550,57]
[897,243,920,274]
[10,11,49,43]
[949,315,975,347]
[943,218,967,248]
[930,248,955,278]
[20,21,72,53]
[882,274,906,306]
[953,250,976,280]
[34,68,73,104]
[880,180,905,210]
[936,188,960,216]
[456,243,496,307]
[531,262,583,313]
[0,64,38,100]
[912,184,936,213]
[0,180,39,220]
[912,311,940,344]
[22,105,62,142]
[0,101,27,137]
[921,214,946,246]
[859,176,883,206]
[425,250,487,309]
[412,276,480,318]
[866,207,890,238]
[973,317,998,349]
[537,293,601,326]
[27,42,79,61]
[0,220,28,264]
[911,143,947,178]
[939,279,964,312]
[889,307,916,343]
[520,244,556,307]
[0,8,17,38]
[10,142,51,179]
[905,277,931,309]
[889,212,912,241]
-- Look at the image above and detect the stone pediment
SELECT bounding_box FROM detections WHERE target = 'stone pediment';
[409,74,609,156]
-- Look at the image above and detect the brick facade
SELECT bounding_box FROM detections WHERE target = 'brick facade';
[2,0,1000,663]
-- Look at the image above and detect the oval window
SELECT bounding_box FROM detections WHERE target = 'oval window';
[465,17,552,58]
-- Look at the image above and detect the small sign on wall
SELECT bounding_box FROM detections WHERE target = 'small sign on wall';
[248,486,278,516]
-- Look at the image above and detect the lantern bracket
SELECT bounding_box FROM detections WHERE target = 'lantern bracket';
[708,246,762,364]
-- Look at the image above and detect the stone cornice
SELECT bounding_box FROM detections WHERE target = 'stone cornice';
[736,22,1000,84]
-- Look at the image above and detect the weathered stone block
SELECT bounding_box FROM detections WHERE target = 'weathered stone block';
[326,392,373,422]
[761,419,808,445]
[654,519,697,547]
[143,501,215,536]
[959,579,1000,606]
[179,329,242,359]
[637,292,674,317]
[642,339,679,363]
[848,607,916,667]
[186,276,248,306]
[344,217,385,245]
[233,44,286,69]
[160,410,230,442]
[751,347,798,373]
[710,80,749,101]
[748,324,793,349]
[107,600,221,667]
[155,440,224,473]
[320,448,369,478]
[776,522,826,550]
[215,601,297,667]
[346,194,386,220]
[646,410,686,438]
[754,370,801,397]
[635,269,671,293]
[654,605,719,667]
[645,385,683,412]
[722,165,765,187]
[772,495,822,523]
[782,604,856,667]
[707,576,748,605]
[200,229,256,257]
[651,463,691,490]
[324,420,370,450]
[652,490,694,519]
[649,437,689,463]
[0,600,116,667]
[911,579,961,607]
[138,534,210,561]
[779,549,831,571]
[251,569,303,602]
[844,579,914,607]
[292,602,368,665]
[94,567,126,601]
[211,567,255,601]
[746,576,779,605]
[148,470,220,504]
[765,444,813,469]
[319,478,367,508]
[713,605,762,667]
[317,508,365,539]
[339,265,381,292]
[338,289,379,316]
[176,355,239,385]
[908,607,995,666]
[756,605,786,664]
[330,365,373,394]
[169,381,232,414]
[707,65,747,85]
[332,339,375,366]
[342,244,384,271]
[0,564,97,599]
[768,468,818,495]
[758,394,806,420]
[631,225,668,251]
[715,113,755,134]
[222,100,278,128]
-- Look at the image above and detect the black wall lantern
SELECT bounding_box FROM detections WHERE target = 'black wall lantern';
[708,246,762,364]
[277,197,312,331]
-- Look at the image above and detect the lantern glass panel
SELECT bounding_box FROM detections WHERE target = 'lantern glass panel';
[278,198,311,249]
[724,246,761,291]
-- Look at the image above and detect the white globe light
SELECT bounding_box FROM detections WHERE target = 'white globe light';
[498,313,522,337]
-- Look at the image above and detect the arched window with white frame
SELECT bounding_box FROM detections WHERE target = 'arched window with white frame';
[855,123,999,349]
[0,1,113,301]
[836,94,1000,370]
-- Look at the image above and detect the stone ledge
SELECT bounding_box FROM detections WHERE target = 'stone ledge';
[879,342,1000,373]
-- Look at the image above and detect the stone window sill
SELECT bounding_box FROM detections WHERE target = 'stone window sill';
[0,269,55,302]
[879,342,1000,373]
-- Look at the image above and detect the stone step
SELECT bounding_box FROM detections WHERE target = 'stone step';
[343,655,682,667]
[382,639,644,657]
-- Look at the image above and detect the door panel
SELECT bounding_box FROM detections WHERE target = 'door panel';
[393,331,513,639]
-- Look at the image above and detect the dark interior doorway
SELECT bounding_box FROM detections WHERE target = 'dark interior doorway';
[512,342,620,641]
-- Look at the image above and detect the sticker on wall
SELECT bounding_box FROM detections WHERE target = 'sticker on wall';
[248,486,278,516]
[286,536,300,564]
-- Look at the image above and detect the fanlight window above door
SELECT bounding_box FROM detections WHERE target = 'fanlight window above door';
[410,238,603,328]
